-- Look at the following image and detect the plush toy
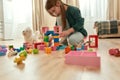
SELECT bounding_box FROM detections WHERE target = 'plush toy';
[22,27,40,44]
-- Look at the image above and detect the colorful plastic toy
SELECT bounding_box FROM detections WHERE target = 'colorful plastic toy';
[54,26,62,34]
[0,47,7,56]
[14,50,27,64]
[51,46,57,51]
[65,51,100,67]
[8,50,17,57]
[33,49,39,54]
[89,35,98,48]
[45,47,51,54]
[65,46,71,54]
[42,27,49,33]
[109,48,120,57]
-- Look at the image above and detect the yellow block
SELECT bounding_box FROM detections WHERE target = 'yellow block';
[53,36,59,38]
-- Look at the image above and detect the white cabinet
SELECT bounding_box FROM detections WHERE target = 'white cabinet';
[0,0,13,40]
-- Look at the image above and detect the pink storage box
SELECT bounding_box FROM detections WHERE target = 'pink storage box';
[65,51,100,67]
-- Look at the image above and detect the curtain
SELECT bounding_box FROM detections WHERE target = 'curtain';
[79,0,108,21]
[12,0,32,39]
[63,0,79,7]
[32,0,44,31]
[107,0,120,20]
[79,0,108,34]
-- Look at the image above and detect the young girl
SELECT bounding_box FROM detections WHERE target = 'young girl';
[45,0,87,45]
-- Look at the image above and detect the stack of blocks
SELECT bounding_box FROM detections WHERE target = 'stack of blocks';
[41,26,62,54]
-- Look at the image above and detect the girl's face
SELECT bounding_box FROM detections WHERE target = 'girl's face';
[48,1,61,17]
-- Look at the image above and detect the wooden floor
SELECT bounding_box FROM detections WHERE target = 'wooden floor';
[0,38,120,80]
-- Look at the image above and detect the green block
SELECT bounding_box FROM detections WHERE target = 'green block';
[71,45,75,50]
[33,49,39,54]
[44,38,49,42]
[19,50,27,57]
[9,45,14,49]
[20,47,24,51]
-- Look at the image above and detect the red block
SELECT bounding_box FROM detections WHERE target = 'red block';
[34,42,44,49]
[109,48,119,55]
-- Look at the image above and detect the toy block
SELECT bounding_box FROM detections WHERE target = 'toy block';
[37,45,45,50]
[42,27,49,33]
[84,45,88,50]
[56,45,66,50]
[44,36,49,42]
[54,42,60,47]
[65,46,71,54]
[45,31,54,36]
[53,36,59,38]
[76,47,82,51]
[26,49,33,54]
[9,45,14,50]
[0,45,7,48]
[109,48,120,57]
[33,49,39,54]
[65,51,100,67]
[45,47,51,54]
[8,50,17,57]
[53,33,59,36]
[51,46,57,51]
[34,42,44,49]
[24,43,33,49]
[14,56,26,64]
[54,38,59,42]
[44,42,49,47]
[71,45,75,50]
[19,50,27,58]
[89,35,98,48]
[54,26,62,34]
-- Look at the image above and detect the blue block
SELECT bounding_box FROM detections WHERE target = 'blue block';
[81,45,84,50]
[53,33,59,36]
[56,45,66,50]
[0,52,6,56]
[54,38,59,42]
[76,48,82,51]
[45,31,54,35]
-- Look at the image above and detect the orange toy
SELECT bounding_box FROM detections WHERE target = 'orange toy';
[45,47,51,54]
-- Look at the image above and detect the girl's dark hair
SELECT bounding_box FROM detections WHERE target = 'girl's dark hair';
[45,0,66,30]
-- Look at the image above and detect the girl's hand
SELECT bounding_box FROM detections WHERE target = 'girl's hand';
[60,30,70,37]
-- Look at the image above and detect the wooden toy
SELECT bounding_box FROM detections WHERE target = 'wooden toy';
[65,51,100,67]
[37,45,45,50]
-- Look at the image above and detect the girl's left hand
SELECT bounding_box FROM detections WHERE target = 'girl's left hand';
[60,30,70,37]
